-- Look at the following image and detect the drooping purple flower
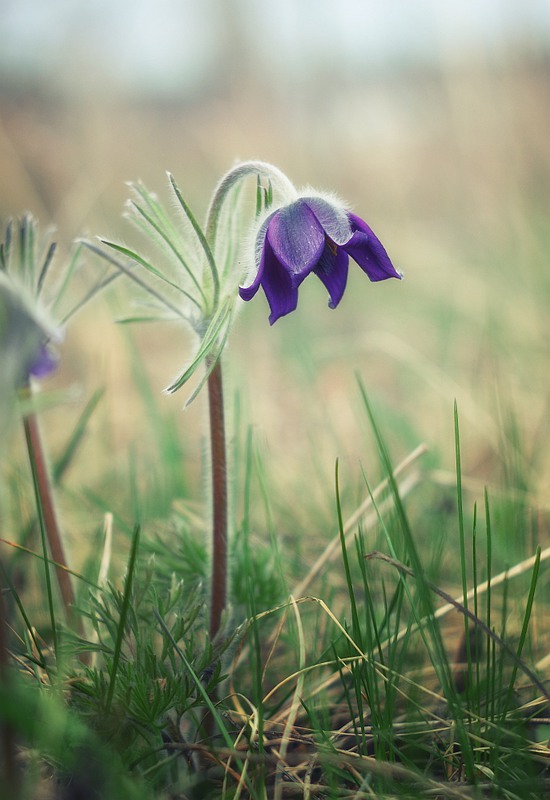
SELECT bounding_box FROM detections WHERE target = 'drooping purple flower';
[239,196,401,324]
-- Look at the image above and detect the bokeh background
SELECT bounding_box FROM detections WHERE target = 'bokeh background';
[2,0,550,543]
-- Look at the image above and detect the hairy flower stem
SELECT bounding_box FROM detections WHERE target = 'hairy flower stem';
[207,358,228,640]
[21,386,77,626]
[202,161,294,639]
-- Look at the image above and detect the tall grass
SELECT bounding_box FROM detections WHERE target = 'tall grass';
[1,348,549,797]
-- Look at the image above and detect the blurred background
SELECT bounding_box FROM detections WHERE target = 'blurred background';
[2,0,550,542]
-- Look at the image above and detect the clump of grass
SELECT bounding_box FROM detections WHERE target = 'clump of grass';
[1,169,548,798]
[2,358,549,798]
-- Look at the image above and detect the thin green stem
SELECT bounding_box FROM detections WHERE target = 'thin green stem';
[207,358,228,640]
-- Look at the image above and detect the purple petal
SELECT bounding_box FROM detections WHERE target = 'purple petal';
[263,255,299,325]
[243,234,298,324]
[302,197,352,245]
[266,201,325,282]
[28,342,59,378]
[313,243,349,309]
[239,213,275,301]
[344,213,402,282]
[239,269,263,302]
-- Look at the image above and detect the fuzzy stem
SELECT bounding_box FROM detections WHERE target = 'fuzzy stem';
[207,358,228,640]
[21,386,77,624]
[204,160,297,247]
[201,161,296,637]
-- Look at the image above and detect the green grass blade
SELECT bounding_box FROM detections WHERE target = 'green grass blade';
[0,560,45,668]
[502,545,542,719]
[356,377,477,780]
[454,402,472,676]
[53,388,104,484]
[334,459,362,643]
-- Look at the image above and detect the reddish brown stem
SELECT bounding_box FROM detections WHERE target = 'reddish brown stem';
[22,393,76,624]
[207,359,228,640]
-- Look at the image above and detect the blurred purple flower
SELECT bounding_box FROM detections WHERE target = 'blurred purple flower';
[0,270,60,389]
[27,342,59,379]
[239,196,401,324]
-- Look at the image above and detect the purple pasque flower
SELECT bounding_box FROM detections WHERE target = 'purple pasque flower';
[239,195,401,324]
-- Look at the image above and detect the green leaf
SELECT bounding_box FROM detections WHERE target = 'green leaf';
[53,388,104,484]
[165,299,233,398]
[167,173,219,306]
[101,240,198,306]
[85,240,192,319]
